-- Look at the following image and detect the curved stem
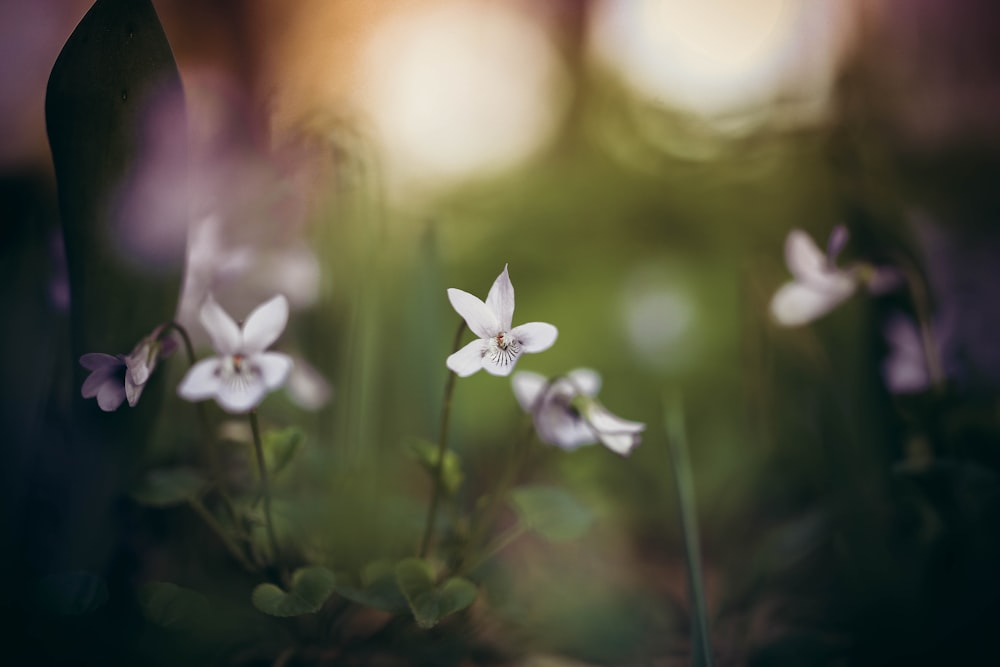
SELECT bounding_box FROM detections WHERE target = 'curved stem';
[418,321,466,558]
[188,498,257,573]
[901,264,946,392]
[250,410,281,563]
[165,321,242,529]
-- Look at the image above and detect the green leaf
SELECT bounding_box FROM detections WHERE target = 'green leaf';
[252,566,336,617]
[34,571,108,616]
[131,467,206,507]
[407,438,464,495]
[509,485,593,543]
[263,427,304,476]
[139,582,210,630]
[333,559,407,612]
[394,558,477,628]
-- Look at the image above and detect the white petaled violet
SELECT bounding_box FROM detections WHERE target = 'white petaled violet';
[80,325,176,412]
[446,264,558,377]
[769,225,901,327]
[512,368,645,456]
[178,295,294,413]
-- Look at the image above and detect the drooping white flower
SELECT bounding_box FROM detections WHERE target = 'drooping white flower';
[770,226,901,327]
[178,295,294,413]
[512,368,645,456]
[446,264,558,377]
[80,326,176,411]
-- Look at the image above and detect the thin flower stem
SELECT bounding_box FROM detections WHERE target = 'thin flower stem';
[418,321,467,559]
[188,498,257,572]
[250,410,281,563]
[464,523,527,573]
[165,321,242,530]
[664,392,713,667]
[899,264,946,392]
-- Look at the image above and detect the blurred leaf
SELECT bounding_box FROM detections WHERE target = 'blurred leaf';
[252,566,336,617]
[333,559,407,612]
[394,558,477,628]
[139,582,210,631]
[407,438,463,495]
[263,427,304,476]
[509,485,593,543]
[131,467,206,507]
[33,571,108,616]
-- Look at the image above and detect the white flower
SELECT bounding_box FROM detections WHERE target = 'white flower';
[80,326,176,411]
[446,264,558,377]
[770,226,902,327]
[512,368,645,456]
[178,295,294,413]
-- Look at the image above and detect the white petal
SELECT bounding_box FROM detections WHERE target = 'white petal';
[447,288,499,339]
[565,368,601,397]
[82,366,121,398]
[80,353,122,371]
[125,372,143,407]
[483,347,521,376]
[242,295,289,353]
[177,358,223,401]
[881,314,928,394]
[586,402,646,437]
[96,379,127,412]
[598,432,642,456]
[485,264,515,331]
[510,322,558,353]
[446,339,486,377]
[285,358,333,410]
[784,229,827,283]
[254,352,293,390]
[534,398,596,450]
[769,281,854,327]
[200,296,242,355]
[215,378,269,414]
[511,371,548,412]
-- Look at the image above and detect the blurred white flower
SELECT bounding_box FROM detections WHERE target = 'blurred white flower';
[770,226,901,326]
[178,295,293,413]
[285,357,333,411]
[80,325,176,411]
[512,368,644,456]
[446,264,558,377]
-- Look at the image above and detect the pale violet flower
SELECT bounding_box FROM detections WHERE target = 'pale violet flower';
[446,264,558,377]
[178,295,293,413]
[770,226,901,327]
[512,369,645,456]
[881,311,955,394]
[80,326,176,411]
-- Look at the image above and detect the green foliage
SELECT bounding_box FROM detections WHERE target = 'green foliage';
[407,438,464,495]
[333,559,408,612]
[33,571,108,616]
[251,566,337,617]
[509,485,594,543]
[139,582,211,631]
[394,558,478,629]
[263,427,304,476]
[131,467,206,507]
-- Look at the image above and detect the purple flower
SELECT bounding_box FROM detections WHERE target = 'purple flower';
[512,368,645,456]
[177,295,293,413]
[446,264,558,377]
[80,326,176,411]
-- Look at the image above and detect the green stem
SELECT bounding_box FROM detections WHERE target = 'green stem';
[418,321,466,558]
[250,410,280,563]
[165,321,242,530]
[664,393,713,667]
[188,498,257,572]
[464,523,527,573]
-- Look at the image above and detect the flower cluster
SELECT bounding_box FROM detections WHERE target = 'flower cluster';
[80,325,176,412]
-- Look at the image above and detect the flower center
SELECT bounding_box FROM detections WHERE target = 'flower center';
[486,331,520,367]
[217,353,258,386]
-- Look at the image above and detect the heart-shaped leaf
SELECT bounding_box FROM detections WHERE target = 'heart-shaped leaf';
[333,559,407,612]
[252,566,336,617]
[394,558,477,628]
[131,467,206,507]
[509,485,593,543]
[139,582,210,630]
[34,571,108,615]
[407,438,463,495]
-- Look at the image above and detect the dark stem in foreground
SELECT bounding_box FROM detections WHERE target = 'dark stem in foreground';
[419,321,467,558]
[664,392,714,667]
[250,409,280,563]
